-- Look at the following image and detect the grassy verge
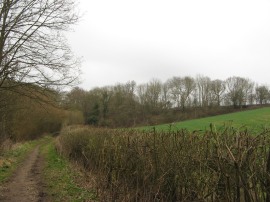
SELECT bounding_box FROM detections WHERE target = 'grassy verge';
[41,137,97,201]
[0,139,38,183]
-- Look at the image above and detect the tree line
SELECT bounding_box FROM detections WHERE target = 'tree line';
[64,75,270,127]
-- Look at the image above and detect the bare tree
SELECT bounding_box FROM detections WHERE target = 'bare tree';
[225,77,253,108]
[245,79,255,105]
[0,0,80,142]
[160,81,171,109]
[0,0,79,93]
[124,80,136,96]
[255,85,269,105]
[136,83,148,106]
[196,75,212,107]
[136,79,162,113]
[167,77,182,108]
[145,79,162,111]
[168,76,195,110]
[211,79,225,106]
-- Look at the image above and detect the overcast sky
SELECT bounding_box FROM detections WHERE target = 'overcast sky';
[66,0,270,89]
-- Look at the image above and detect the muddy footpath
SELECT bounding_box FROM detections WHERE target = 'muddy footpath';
[0,146,48,202]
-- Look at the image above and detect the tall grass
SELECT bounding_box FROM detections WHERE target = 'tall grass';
[57,126,270,201]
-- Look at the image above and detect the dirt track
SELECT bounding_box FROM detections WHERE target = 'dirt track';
[0,146,48,202]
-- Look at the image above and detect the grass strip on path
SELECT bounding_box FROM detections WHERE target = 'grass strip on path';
[41,137,97,201]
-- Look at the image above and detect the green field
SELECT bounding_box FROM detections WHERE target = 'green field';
[140,107,270,133]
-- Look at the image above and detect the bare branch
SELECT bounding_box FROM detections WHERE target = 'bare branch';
[0,0,80,92]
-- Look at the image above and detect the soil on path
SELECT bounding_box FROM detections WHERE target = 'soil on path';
[0,146,48,202]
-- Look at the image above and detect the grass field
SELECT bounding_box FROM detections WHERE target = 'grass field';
[140,107,270,132]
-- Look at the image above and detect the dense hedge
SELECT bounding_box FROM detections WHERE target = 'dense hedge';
[57,126,270,201]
